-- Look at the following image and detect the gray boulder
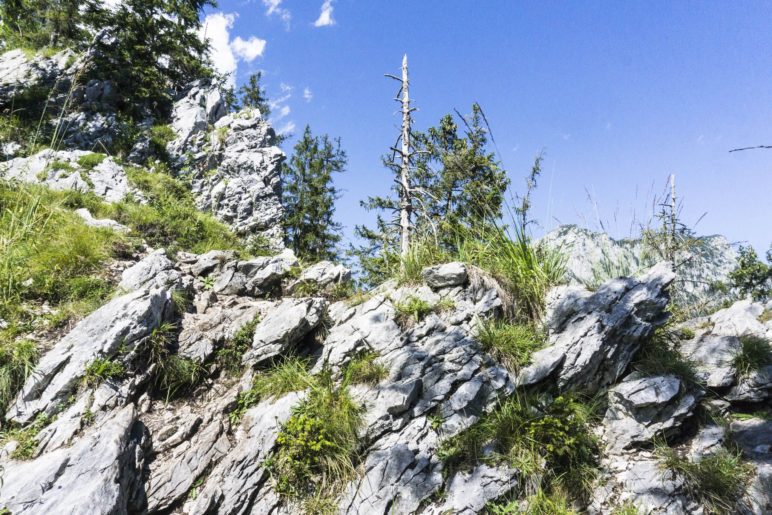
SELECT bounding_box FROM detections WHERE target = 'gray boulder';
[288,260,351,293]
[0,48,76,104]
[730,418,772,514]
[726,366,772,403]
[166,79,227,162]
[243,298,326,366]
[519,262,675,393]
[679,333,740,388]
[0,405,147,515]
[711,299,768,339]
[602,374,701,453]
[118,250,180,292]
[422,262,468,289]
[6,287,171,424]
[75,208,129,233]
[213,252,297,297]
[424,464,518,515]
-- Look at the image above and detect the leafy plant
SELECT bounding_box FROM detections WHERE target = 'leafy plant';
[728,245,772,302]
[216,316,260,373]
[488,488,576,515]
[268,371,363,508]
[476,320,544,371]
[733,335,772,377]
[82,358,125,388]
[393,296,435,327]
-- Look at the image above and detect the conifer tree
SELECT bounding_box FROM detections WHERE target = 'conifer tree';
[283,125,346,262]
[237,72,271,116]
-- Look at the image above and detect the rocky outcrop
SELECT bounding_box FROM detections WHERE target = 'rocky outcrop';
[0,405,148,514]
[166,82,285,249]
[0,48,76,103]
[0,149,130,201]
[518,262,675,393]
[288,260,352,293]
[212,252,297,297]
[540,225,737,311]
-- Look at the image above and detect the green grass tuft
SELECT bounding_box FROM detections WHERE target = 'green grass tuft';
[0,413,51,460]
[657,444,753,513]
[393,296,435,327]
[216,316,260,373]
[477,320,545,371]
[488,488,577,514]
[343,351,388,386]
[733,335,772,377]
[632,326,699,384]
[76,153,107,170]
[0,339,38,417]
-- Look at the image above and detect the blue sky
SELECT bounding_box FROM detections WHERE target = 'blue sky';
[202,1,772,254]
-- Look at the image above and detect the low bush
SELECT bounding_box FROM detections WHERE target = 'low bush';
[728,245,772,302]
[268,371,363,509]
[476,320,545,371]
[216,316,260,373]
[439,393,599,502]
[733,335,772,377]
[657,445,753,513]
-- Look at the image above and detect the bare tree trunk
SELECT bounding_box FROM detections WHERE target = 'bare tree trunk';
[399,54,412,258]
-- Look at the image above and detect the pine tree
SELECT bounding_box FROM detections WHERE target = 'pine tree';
[283,126,346,262]
[237,72,271,116]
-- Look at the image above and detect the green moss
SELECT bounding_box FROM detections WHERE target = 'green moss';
[343,351,388,386]
[733,335,772,377]
[82,358,125,388]
[657,445,753,513]
[477,320,544,371]
[76,153,107,170]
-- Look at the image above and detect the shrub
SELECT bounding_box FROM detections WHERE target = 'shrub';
[657,445,753,513]
[148,124,176,161]
[439,394,599,501]
[0,339,38,417]
[268,371,363,508]
[476,320,545,371]
[76,153,107,170]
[82,358,125,388]
[733,335,772,377]
[343,351,388,386]
[230,358,313,423]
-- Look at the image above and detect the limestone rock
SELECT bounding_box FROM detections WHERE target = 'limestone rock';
[730,418,772,514]
[288,260,351,293]
[679,333,740,388]
[519,262,675,393]
[422,262,468,289]
[710,299,768,338]
[243,298,326,366]
[602,374,701,453]
[119,250,180,292]
[75,208,129,232]
[6,287,171,424]
[726,365,772,403]
[424,464,518,515]
[0,405,147,515]
[213,253,297,297]
[0,48,76,103]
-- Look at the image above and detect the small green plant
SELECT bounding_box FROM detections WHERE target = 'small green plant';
[171,288,192,315]
[733,335,772,377]
[632,326,699,384]
[657,445,752,513]
[759,310,772,323]
[611,501,640,515]
[45,159,76,174]
[216,316,260,373]
[393,296,435,327]
[148,124,177,160]
[154,355,204,400]
[0,413,51,460]
[0,339,38,416]
[76,153,107,170]
[677,326,696,340]
[487,488,576,514]
[82,358,125,388]
[343,351,388,386]
[268,371,363,508]
[476,320,544,371]
[230,357,313,424]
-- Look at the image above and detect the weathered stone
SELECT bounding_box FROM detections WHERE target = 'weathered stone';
[243,298,326,366]
[288,260,351,293]
[730,418,772,514]
[520,263,675,393]
[711,299,768,338]
[6,287,171,424]
[422,262,468,289]
[424,464,518,515]
[726,365,772,403]
[213,253,296,297]
[602,375,701,453]
[119,249,180,292]
[679,333,740,388]
[0,405,147,515]
[0,48,76,104]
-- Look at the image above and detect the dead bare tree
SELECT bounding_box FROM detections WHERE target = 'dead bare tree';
[385,55,416,259]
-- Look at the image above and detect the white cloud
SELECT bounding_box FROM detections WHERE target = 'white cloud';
[303,87,313,102]
[263,0,291,28]
[277,121,296,135]
[313,0,336,27]
[199,12,266,85]
[275,105,291,120]
[199,13,238,79]
[231,36,266,62]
